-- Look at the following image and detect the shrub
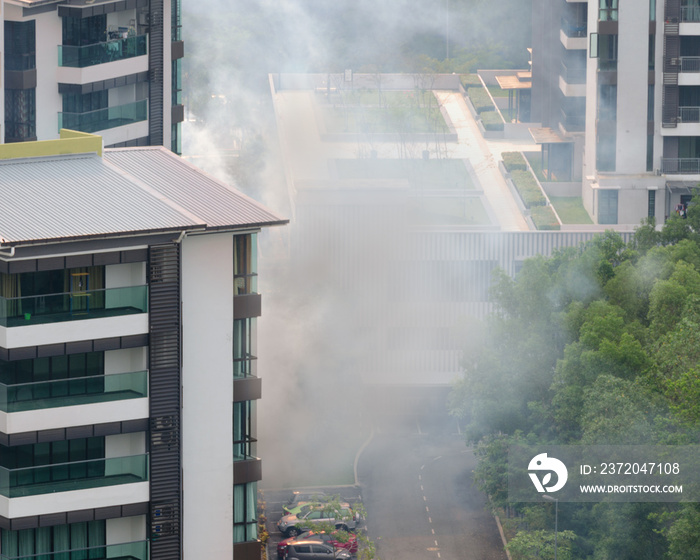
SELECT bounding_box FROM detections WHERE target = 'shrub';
[480,110,504,131]
[461,74,482,89]
[502,152,527,172]
[468,87,495,114]
[510,169,546,208]
[530,205,561,230]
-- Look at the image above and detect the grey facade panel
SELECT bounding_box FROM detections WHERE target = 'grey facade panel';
[234,294,262,319]
[148,243,183,559]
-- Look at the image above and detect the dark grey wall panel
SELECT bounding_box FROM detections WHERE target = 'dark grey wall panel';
[148,243,182,559]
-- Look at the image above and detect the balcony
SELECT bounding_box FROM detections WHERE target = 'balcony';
[0,370,147,413]
[679,57,700,73]
[560,109,585,132]
[0,285,148,327]
[561,16,586,38]
[0,540,149,560]
[681,6,700,22]
[560,61,586,84]
[58,35,147,68]
[661,158,700,174]
[0,454,148,498]
[58,100,148,134]
[678,106,700,123]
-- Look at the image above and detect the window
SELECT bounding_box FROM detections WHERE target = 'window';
[233,400,255,461]
[599,0,618,21]
[234,234,258,295]
[598,34,618,71]
[233,318,257,378]
[62,15,107,46]
[1,521,106,559]
[233,482,258,543]
[5,89,36,143]
[598,190,619,224]
[4,20,36,71]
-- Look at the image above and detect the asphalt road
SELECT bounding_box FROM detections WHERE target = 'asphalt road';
[357,429,508,560]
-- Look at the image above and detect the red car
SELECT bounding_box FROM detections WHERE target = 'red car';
[277,530,358,558]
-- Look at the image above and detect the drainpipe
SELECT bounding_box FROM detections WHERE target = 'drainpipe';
[0,246,16,258]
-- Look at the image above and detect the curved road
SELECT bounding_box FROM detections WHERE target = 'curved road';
[357,430,507,560]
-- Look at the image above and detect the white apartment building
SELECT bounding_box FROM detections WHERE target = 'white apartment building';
[0,132,287,559]
[0,0,184,152]
[531,0,700,225]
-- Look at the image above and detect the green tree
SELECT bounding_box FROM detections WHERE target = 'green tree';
[507,529,576,560]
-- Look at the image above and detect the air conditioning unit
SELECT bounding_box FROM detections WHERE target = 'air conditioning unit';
[654,168,662,176]
[670,58,679,66]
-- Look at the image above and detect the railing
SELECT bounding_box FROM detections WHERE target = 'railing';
[58,34,147,68]
[680,57,700,73]
[560,61,586,84]
[5,53,36,71]
[0,285,148,327]
[598,58,618,72]
[599,8,618,21]
[560,17,587,38]
[233,437,258,462]
[58,100,148,134]
[234,355,257,378]
[234,273,258,296]
[681,5,700,22]
[560,109,585,132]
[0,370,148,412]
[661,158,700,174]
[678,106,700,123]
[0,539,149,560]
[0,454,148,497]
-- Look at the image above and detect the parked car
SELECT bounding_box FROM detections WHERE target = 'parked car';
[284,540,352,560]
[277,504,359,538]
[284,501,328,518]
[278,530,358,559]
[284,491,329,515]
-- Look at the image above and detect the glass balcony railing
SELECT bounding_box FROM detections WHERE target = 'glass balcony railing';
[0,540,149,560]
[234,274,258,296]
[234,437,258,462]
[679,57,700,73]
[681,6,700,22]
[561,17,587,38]
[58,34,147,68]
[0,370,148,413]
[5,53,36,71]
[234,355,257,379]
[0,454,148,498]
[661,158,700,174]
[58,100,148,134]
[0,285,148,327]
[679,106,700,123]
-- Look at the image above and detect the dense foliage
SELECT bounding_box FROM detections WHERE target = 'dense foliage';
[449,206,700,559]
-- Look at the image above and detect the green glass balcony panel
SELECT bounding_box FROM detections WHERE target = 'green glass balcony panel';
[58,34,147,68]
[0,539,148,560]
[233,356,257,379]
[234,273,258,295]
[0,370,147,412]
[58,100,148,134]
[0,454,148,498]
[0,285,148,327]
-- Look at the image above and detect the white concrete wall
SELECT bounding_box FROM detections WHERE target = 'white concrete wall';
[0,482,149,518]
[107,515,147,545]
[616,1,650,174]
[106,262,146,288]
[0,314,148,348]
[181,232,234,559]
[0,398,148,433]
[583,1,599,185]
[106,432,145,458]
[105,347,147,374]
[35,11,62,140]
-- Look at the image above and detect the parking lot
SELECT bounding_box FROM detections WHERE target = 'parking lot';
[261,486,366,558]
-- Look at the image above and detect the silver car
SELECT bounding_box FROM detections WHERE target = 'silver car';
[285,540,352,560]
[277,504,359,538]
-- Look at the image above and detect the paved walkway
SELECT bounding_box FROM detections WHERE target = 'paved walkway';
[436,90,530,231]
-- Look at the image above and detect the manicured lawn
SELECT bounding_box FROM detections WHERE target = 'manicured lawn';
[550,196,593,224]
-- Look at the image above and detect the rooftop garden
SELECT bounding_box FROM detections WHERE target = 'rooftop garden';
[410,196,492,226]
[334,158,477,190]
[319,89,451,134]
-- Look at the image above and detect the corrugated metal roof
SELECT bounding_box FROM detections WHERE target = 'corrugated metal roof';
[0,148,287,245]
[104,147,288,229]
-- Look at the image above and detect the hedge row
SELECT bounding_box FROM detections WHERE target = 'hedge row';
[502,152,527,172]
[510,169,547,208]
[467,87,495,114]
[530,205,561,230]
[461,74,482,89]
[480,110,504,131]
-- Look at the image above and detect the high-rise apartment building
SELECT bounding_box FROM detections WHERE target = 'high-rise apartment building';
[0,131,287,559]
[1,0,184,152]
[531,0,699,225]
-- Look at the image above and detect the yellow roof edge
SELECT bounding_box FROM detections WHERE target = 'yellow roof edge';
[0,130,103,160]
